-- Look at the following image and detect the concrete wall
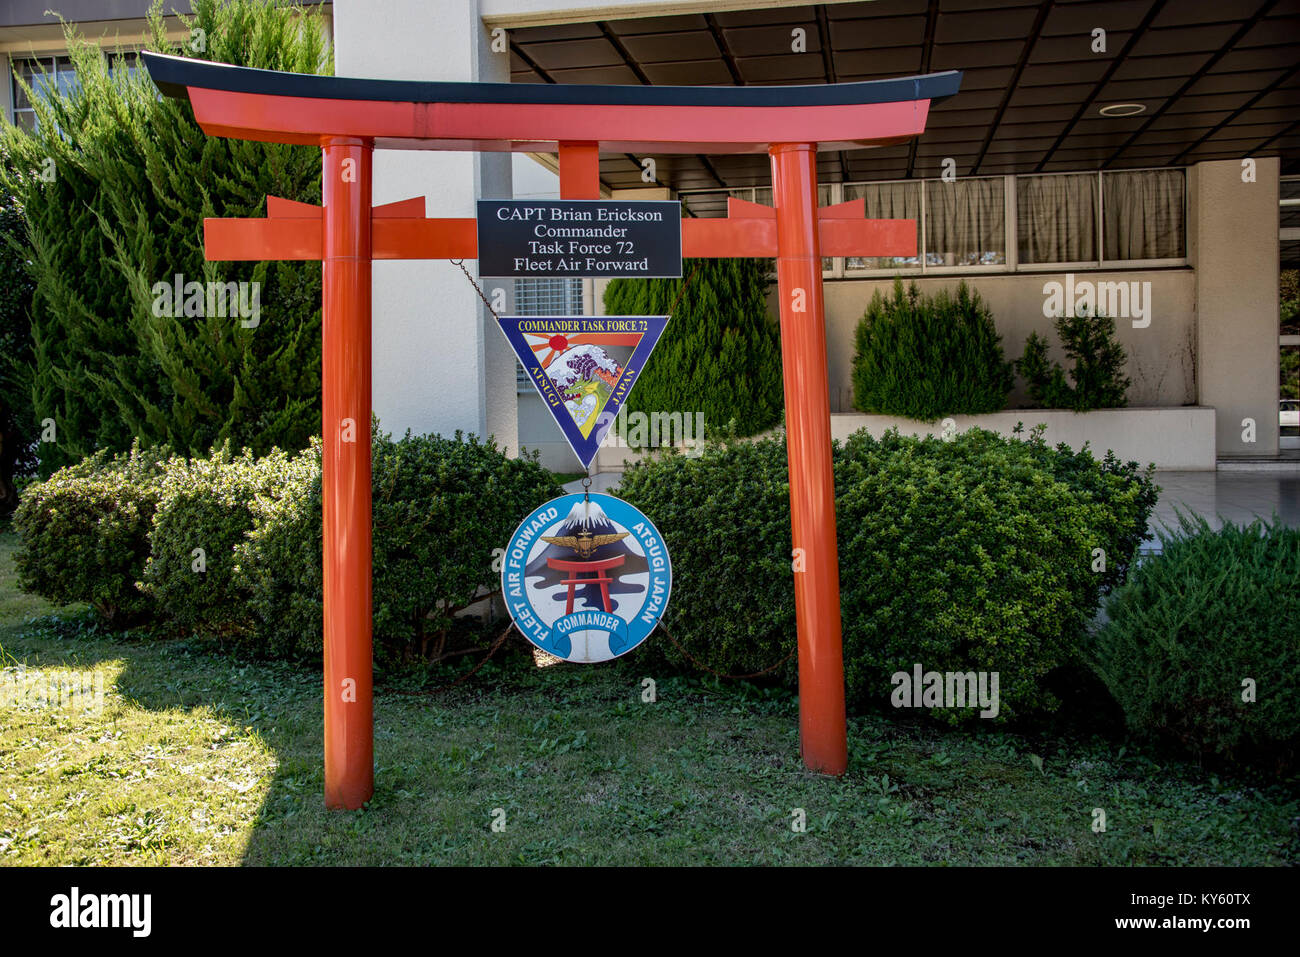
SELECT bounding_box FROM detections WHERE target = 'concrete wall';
[591,406,1215,470]
[1191,157,1281,457]
[830,408,1216,470]
[334,0,518,452]
[815,269,1197,414]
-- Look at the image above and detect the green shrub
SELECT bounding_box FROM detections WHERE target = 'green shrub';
[602,258,783,440]
[238,440,321,659]
[619,427,1156,723]
[616,439,798,680]
[144,443,295,632]
[851,279,1013,421]
[834,428,1152,722]
[241,428,562,663]
[1018,309,1131,411]
[12,425,561,660]
[1091,513,1300,768]
[11,443,166,622]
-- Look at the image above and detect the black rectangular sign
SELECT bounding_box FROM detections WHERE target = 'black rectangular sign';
[476,199,682,279]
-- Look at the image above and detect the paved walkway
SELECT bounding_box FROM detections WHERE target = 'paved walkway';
[1146,469,1299,542]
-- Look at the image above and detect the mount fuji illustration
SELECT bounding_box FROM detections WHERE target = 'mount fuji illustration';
[524,499,648,614]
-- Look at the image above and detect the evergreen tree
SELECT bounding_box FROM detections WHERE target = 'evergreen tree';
[0,0,330,474]
[1017,308,1131,411]
[602,257,783,440]
[0,168,36,512]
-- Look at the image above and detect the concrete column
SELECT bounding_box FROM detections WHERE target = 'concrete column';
[1191,157,1281,457]
[0,54,12,123]
[332,0,517,453]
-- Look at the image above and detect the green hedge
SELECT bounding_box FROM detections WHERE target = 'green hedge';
[618,427,1156,723]
[144,444,296,632]
[1091,513,1299,768]
[241,428,562,664]
[852,279,1014,421]
[11,443,166,623]
[13,430,561,663]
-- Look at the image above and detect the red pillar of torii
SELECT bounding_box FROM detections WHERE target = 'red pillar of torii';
[143,52,960,809]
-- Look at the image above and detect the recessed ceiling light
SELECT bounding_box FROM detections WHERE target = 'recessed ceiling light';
[1099,103,1146,117]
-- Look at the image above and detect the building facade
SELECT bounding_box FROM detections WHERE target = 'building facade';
[3,0,1295,468]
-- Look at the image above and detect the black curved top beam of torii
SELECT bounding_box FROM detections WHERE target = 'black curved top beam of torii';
[141,50,961,154]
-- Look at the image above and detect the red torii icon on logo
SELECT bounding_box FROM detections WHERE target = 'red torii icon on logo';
[142,51,961,810]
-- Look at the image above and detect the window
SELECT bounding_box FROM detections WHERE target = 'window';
[926,177,1005,267]
[1102,169,1185,261]
[10,57,77,131]
[844,181,922,271]
[1017,173,1098,265]
[677,167,1186,275]
[10,53,139,131]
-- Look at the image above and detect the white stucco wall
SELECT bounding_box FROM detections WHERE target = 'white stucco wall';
[333,0,518,452]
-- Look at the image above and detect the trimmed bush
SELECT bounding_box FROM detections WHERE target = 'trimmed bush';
[835,428,1153,722]
[240,428,562,663]
[616,439,798,680]
[12,443,166,622]
[852,279,1014,421]
[1091,513,1300,768]
[619,427,1156,723]
[238,440,321,659]
[13,429,561,661]
[144,444,295,632]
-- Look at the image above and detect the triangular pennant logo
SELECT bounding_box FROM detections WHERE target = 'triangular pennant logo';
[496,315,669,470]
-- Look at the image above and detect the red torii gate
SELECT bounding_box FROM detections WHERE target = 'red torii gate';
[142,51,960,810]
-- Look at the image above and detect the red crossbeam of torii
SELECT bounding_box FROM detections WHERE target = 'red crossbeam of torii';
[142,51,961,810]
[205,189,914,261]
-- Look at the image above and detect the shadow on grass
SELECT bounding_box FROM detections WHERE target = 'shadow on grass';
[4,606,1298,867]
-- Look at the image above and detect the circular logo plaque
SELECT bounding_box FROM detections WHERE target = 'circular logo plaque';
[501,492,671,663]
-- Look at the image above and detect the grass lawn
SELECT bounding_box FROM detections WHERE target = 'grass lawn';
[0,528,1295,866]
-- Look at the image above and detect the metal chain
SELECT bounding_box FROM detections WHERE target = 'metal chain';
[450,258,502,321]
[667,260,701,319]
[376,621,516,697]
[656,620,796,680]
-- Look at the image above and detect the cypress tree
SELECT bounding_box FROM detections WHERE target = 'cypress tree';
[1,0,329,474]
[0,169,36,511]
[602,257,783,440]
